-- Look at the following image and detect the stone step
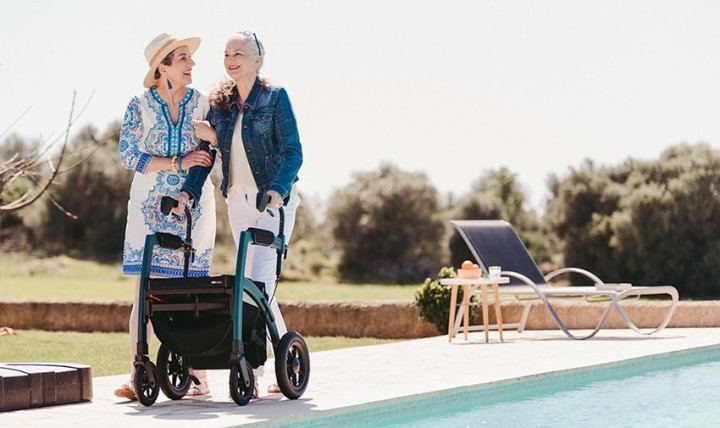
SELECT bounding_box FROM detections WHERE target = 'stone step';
[0,363,92,412]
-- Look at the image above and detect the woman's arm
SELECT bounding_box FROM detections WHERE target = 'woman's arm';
[269,88,303,199]
[119,97,152,173]
[179,140,216,207]
[119,97,212,175]
[118,97,177,174]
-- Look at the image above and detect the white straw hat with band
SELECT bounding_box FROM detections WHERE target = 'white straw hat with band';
[143,33,201,88]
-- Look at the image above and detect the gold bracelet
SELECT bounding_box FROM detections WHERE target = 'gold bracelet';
[171,155,178,173]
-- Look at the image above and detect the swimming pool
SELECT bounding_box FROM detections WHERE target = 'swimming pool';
[290,345,720,427]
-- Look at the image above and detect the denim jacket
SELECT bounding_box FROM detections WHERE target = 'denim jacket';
[181,77,303,203]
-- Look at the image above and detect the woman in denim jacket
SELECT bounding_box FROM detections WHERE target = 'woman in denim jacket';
[178,31,303,396]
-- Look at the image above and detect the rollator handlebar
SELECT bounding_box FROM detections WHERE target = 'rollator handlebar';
[256,192,272,212]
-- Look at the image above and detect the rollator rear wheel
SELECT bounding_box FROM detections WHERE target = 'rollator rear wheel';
[275,331,310,399]
[133,362,160,406]
[157,344,192,400]
[229,359,254,406]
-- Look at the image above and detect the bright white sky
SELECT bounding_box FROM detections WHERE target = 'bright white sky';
[2,0,719,211]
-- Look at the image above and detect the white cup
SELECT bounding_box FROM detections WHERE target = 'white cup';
[488,266,501,278]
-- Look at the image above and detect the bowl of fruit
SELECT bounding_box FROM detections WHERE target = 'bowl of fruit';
[457,260,482,279]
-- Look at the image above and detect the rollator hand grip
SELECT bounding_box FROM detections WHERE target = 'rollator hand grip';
[248,227,275,246]
[155,232,184,249]
[160,196,179,216]
[256,192,271,212]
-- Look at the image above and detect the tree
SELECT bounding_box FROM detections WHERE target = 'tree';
[39,122,133,259]
[326,162,445,283]
[282,192,334,280]
[471,167,527,227]
[1,92,93,215]
[1,92,96,251]
[609,144,720,297]
[545,143,720,297]
[0,135,43,250]
[544,159,625,280]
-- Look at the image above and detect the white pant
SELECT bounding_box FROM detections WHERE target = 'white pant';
[226,188,299,376]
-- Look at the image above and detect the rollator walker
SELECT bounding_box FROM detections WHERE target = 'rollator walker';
[131,192,310,406]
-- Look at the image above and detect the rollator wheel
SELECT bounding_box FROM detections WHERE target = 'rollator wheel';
[275,331,310,399]
[133,362,160,406]
[157,344,192,400]
[229,359,254,406]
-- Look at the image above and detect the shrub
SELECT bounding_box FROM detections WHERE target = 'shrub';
[326,162,445,283]
[545,143,720,297]
[414,266,477,334]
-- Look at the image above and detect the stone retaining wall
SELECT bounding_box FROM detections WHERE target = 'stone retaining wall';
[2,299,719,338]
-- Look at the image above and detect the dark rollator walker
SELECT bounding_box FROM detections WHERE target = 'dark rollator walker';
[132,192,310,406]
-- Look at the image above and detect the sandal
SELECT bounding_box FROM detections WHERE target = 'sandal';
[267,383,281,394]
[114,382,137,401]
[186,377,210,396]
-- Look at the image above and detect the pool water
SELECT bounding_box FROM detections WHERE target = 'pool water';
[293,346,720,428]
[380,355,720,427]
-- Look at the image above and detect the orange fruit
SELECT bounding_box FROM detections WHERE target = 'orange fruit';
[461,260,475,270]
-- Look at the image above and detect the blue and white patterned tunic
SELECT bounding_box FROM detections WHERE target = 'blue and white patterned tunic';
[119,88,215,277]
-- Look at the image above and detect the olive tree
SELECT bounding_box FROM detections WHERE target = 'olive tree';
[545,143,720,296]
[544,159,626,280]
[326,162,445,283]
[40,122,133,258]
[609,144,720,296]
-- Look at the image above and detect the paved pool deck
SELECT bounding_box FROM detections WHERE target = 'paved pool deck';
[3,327,720,427]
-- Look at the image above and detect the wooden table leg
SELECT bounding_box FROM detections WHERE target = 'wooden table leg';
[481,283,489,343]
[448,284,458,342]
[463,285,470,340]
[493,283,504,342]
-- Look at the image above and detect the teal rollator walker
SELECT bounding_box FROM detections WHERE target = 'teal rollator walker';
[132,193,310,406]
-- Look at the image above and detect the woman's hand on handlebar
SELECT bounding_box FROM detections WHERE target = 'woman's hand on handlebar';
[267,190,283,209]
[172,192,191,215]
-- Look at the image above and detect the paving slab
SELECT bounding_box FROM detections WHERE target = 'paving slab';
[2,328,719,427]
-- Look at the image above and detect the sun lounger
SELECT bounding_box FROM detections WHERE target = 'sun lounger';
[450,219,679,340]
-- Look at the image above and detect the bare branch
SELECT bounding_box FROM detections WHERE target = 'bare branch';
[46,194,79,220]
[1,91,89,214]
[0,105,32,141]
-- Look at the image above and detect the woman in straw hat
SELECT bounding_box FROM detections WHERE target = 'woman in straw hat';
[115,33,216,400]
[177,31,303,397]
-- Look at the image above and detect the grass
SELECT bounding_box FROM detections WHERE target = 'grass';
[0,329,397,377]
[0,253,421,301]
[0,254,411,378]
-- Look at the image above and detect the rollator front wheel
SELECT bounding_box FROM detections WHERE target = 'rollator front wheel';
[275,331,310,399]
[229,359,254,406]
[157,344,192,400]
[133,362,160,406]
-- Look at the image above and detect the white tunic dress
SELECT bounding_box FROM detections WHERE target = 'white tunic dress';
[119,87,215,277]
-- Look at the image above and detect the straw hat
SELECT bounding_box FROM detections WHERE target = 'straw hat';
[143,33,201,88]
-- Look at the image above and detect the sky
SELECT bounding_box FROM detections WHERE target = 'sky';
[2,0,719,212]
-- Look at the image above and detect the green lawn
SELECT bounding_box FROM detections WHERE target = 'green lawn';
[0,254,414,377]
[0,330,397,377]
[0,253,421,301]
